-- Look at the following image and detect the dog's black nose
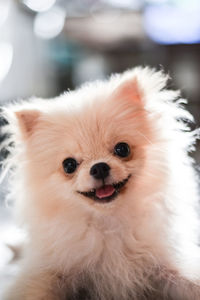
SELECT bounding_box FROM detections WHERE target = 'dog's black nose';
[90,162,110,180]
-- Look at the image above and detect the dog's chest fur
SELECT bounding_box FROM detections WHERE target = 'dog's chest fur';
[48,215,165,300]
[56,273,171,300]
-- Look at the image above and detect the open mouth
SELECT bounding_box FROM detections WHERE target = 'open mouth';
[78,174,131,203]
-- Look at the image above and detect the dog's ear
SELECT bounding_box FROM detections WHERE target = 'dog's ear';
[113,77,142,104]
[15,109,40,138]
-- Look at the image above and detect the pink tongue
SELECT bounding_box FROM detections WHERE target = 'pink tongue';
[96,185,115,199]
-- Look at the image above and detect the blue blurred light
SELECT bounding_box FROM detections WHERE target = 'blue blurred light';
[144,4,200,44]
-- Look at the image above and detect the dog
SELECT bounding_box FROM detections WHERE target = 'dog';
[2,67,200,299]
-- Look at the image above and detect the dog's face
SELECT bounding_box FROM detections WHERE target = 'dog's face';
[14,75,165,217]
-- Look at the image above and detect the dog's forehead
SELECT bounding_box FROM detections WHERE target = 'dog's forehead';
[37,95,147,160]
[68,113,114,151]
[50,109,125,160]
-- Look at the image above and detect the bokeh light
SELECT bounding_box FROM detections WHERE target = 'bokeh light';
[34,6,66,39]
[0,0,11,28]
[0,42,13,82]
[144,3,200,44]
[23,0,56,13]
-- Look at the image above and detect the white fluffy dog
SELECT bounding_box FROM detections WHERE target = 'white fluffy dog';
[2,67,200,299]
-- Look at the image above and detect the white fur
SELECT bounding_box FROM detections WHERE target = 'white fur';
[2,67,200,299]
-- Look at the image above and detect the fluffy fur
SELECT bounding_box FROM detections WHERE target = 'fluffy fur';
[2,67,200,299]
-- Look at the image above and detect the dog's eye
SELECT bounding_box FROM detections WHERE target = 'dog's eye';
[63,158,77,174]
[114,142,130,158]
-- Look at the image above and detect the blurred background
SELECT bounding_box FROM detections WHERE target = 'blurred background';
[0,0,200,295]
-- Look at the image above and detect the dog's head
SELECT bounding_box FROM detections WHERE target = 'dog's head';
[5,68,192,219]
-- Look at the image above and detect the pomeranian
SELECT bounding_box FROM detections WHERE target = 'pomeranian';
[2,67,200,300]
